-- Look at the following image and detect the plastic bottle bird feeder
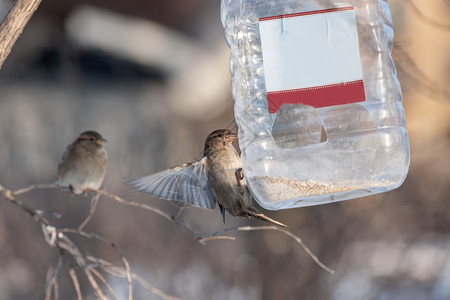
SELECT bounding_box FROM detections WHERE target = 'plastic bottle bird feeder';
[221,0,410,209]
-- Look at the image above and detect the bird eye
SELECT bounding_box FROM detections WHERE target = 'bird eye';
[218,133,223,138]
[90,137,95,142]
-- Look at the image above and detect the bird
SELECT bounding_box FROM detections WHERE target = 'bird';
[128,129,286,227]
[57,131,108,195]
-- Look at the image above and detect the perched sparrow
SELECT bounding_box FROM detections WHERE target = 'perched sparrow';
[57,131,108,195]
[129,129,286,227]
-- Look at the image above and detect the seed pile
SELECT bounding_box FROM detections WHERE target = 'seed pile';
[251,176,392,202]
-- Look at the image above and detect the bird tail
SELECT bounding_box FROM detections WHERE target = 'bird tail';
[243,207,287,228]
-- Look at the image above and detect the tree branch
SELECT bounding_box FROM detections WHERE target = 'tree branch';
[1,183,175,299]
[400,0,450,30]
[394,45,450,102]
[0,0,43,69]
[81,188,334,273]
[87,188,174,222]
[68,268,82,300]
[86,256,184,300]
[1,184,51,225]
[78,193,101,232]
[90,268,119,300]
[1,182,334,298]
[59,228,133,300]
[45,254,63,300]
[198,225,334,274]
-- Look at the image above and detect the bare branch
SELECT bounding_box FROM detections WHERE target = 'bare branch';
[85,269,108,300]
[86,256,185,300]
[59,228,133,300]
[1,186,50,225]
[13,183,59,196]
[90,268,118,300]
[394,45,450,102]
[68,268,82,300]
[2,183,180,299]
[87,188,174,222]
[42,224,58,247]
[197,236,236,245]
[3,185,110,299]
[132,273,183,300]
[56,233,107,299]
[171,217,203,236]
[78,193,101,232]
[2,181,334,300]
[199,225,335,274]
[45,254,63,300]
[0,0,43,69]
[400,0,450,30]
[56,235,86,266]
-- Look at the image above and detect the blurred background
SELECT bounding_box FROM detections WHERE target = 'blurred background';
[0,0,449,299]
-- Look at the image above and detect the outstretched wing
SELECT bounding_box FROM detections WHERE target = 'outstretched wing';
[127,157,217,209]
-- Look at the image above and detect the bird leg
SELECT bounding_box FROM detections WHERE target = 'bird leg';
[83,189,88,197]
[171,207,185,222]
[219,203,226,223]
[235,168,244,187]
[69,185,75,196]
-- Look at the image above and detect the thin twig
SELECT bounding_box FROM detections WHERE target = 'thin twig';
[89,190,212,241]
[0,0,43,69]
[85,269,107,300]
[171,218,203,236]
[394,44,450,92]
[45,254,63,300]
[394,46,450,102]
[171,207,185,221]
[56,233,107,299]
[68,268,82,300]
[87,188,174,222]
[13,183,59,196]
[3,181,334,300]
[78,193,101,232]
[60,228,133,300]
[6,182,334,273]
[132,273,182,300]
[90,268,118,300]
[2,182,179,299]
[198,225,335,274]
[197,236,236,245]
[2,187,50,225]
[86,256,185,300]
[400,0,450,30]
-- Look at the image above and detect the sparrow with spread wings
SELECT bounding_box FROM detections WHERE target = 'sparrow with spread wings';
[128,129,286,227]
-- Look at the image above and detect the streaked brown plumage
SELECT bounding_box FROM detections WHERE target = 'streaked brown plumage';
[57,131,108,195]
[129,129,286,227]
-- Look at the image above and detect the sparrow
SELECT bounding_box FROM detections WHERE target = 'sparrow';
[57,131,108,195]
[128,129,286,227]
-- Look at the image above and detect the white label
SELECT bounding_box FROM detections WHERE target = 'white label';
[259,7,365,112]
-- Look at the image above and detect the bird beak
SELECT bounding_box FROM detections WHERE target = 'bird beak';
[97,138,107,145]
[225,132,238,142]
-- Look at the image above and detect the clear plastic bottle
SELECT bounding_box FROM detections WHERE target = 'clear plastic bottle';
[221,0,409,209]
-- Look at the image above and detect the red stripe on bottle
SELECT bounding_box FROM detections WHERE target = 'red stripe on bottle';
[267,80,365,113]
[259,6,354,22]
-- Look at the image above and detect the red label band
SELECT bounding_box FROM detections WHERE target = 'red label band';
[267,80,365,113]
[259,6,354,22]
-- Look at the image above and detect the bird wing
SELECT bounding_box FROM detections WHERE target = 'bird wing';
[57,144,74,177]
[127,157,217,209]
[60,144,71,162]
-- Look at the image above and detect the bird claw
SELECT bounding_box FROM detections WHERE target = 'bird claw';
[235,168,244,187]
